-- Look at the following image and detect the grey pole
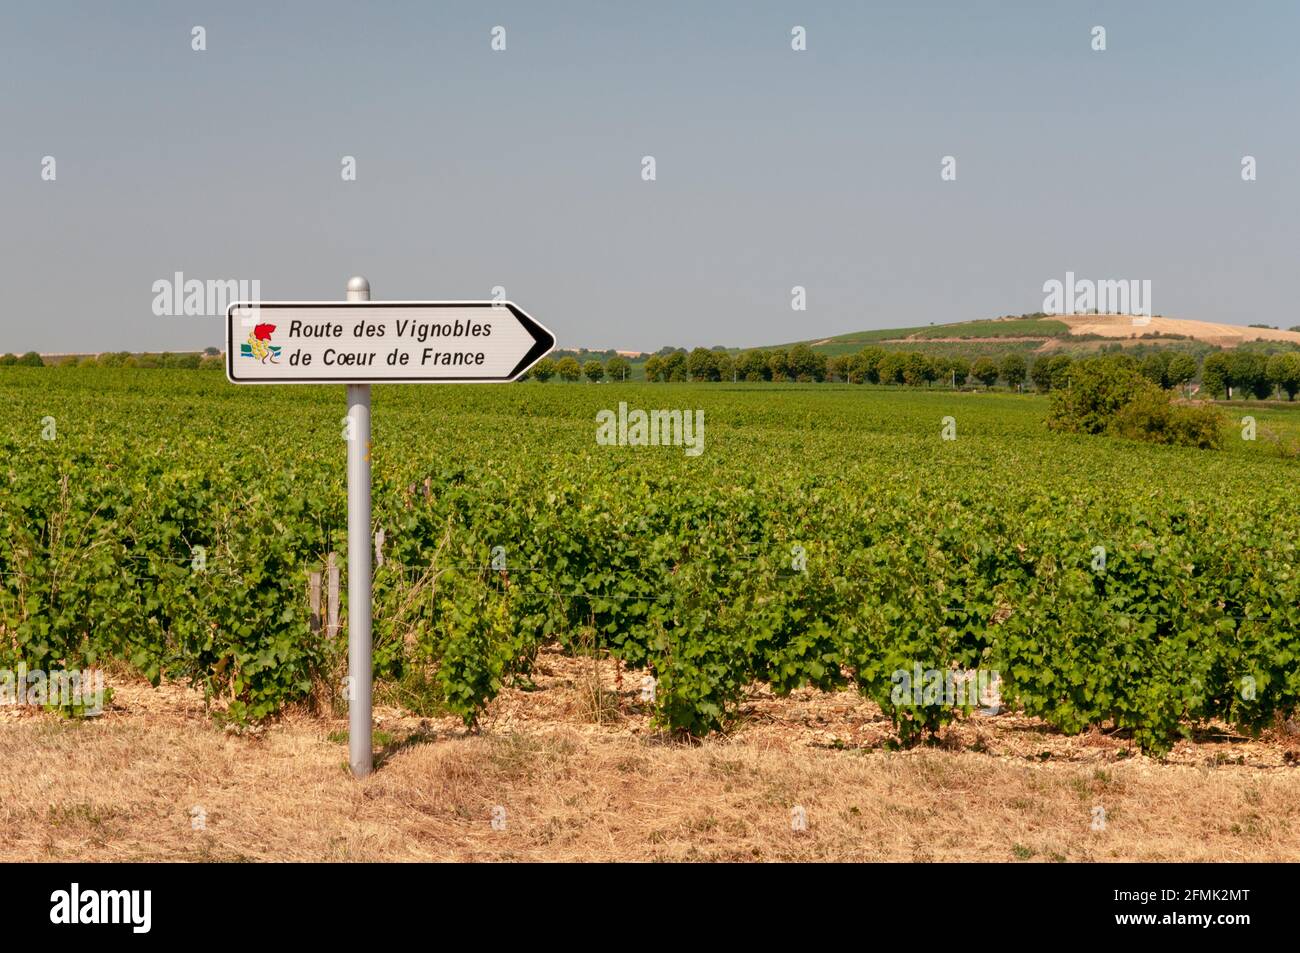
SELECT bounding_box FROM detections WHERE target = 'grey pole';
[345,275,373,777]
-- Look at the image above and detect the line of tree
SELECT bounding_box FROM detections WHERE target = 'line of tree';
[523,342,1300,401]
[0,350,223,369]
[0,352,46,367]
[17,340,1300,400]
[1201,350,1300,400]
[548,347,628,364]
[528,354,632,382]
[647,345,830,382]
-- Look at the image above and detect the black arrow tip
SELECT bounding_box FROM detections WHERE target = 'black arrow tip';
[506,303,556,379]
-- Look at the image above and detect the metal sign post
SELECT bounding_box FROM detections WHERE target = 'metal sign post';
[225,278,555,777]
[344,277,373,776]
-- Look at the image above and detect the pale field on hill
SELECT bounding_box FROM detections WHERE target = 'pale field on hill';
[1057,314,1300,347]
[2,650,1299,863]
[809,314,1300,354]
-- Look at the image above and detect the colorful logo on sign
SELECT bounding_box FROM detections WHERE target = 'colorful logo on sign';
[240,323,280,363]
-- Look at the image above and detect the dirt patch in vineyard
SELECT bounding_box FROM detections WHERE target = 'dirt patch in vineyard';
[2,646,1299,862]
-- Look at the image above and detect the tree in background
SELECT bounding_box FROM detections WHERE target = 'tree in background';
[735,349,769,382]
[970,356,999,388]
[1266,352,1300,400]
[1140,351,1171,388]
[687,347,719,382]
[1000,353,1027,391]
[0,354,17,366]
[583,359,605,382]
[1229,351,1271,399]
[1029,357,1054,392]
[858,347,886,384]
[17,352,45,367]
[715,352,736,382]
[920,354,940,387]
[900,352,929,387]
[1166,353,1198,393]
[784,344,810,380]
[877,352,905,384]
[1046,355,1074,390]
[787,343,821,381]
[661,351,688,381]
[642,355,663,381]
[530,357,556,382]
[844,353,868,384]
[1030,354,1075,392]
[605,355,630,382]
[950,356,970,387]
[1200,352,1231,398]
[768,349,790,382]
[556,356,582,381]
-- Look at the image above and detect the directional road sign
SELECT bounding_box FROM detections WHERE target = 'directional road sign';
[223,282,556,778]
[226,300,555,384]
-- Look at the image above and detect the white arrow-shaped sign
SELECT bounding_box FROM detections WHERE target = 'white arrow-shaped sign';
[225,300,555,384]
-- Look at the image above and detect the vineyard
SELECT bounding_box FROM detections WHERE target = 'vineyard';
[3,368,1299,755]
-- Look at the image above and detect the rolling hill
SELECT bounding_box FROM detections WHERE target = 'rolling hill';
[771,313,1300,357]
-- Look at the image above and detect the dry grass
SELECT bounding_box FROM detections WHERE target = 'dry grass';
[3,647,1299,862]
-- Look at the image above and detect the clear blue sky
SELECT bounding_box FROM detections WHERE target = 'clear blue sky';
[2,1,1297,353]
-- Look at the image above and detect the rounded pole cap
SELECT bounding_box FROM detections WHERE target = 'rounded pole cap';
[346,276,371,301]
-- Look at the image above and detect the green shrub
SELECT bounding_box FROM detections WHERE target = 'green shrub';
[1047,357,1147,434]
[1109,387,1225,449]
